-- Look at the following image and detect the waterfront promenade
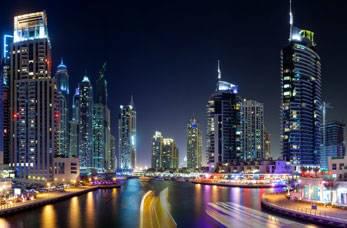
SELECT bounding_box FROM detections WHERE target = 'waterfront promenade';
[192,179,284,188]
[262,193,347,226]
[0,184,120,216]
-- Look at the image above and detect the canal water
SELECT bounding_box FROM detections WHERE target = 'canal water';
[0,179,318,227]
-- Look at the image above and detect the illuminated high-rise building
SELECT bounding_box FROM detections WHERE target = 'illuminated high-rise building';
[54,59,70,157]
[320,121,345,170]
[1,34,13,164]
[92,63,112,172]
[162,138,179,170]
[118,97,136,171]
[206,61,241,169]
[241,99,264,161]
[264,130,271,160]
[9,12,59,179]
[69,88,80,158]
[78,75,94,173]
[151,131,163,170]
[281,2,321,166]
[186,117,202,170]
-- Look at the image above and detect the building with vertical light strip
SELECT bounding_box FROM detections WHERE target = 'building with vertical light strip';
[206,61,241,170]
[10,12,59,180]
[77,75,94,174]
[241,99,264,161]
[186,117,202,170]
[118,97,136,171]
[1,34,13,164]
[69,87,80,158]
[281,2,321,167]
[54,59,69,157]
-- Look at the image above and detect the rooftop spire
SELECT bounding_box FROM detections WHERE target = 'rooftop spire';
[130,95,134,107]
[60,57,64,65]
[217,59,221,80]
[99,62,107,78]
[289,0,293,41]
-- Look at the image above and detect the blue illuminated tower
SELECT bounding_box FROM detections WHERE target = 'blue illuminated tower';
[186,117,202,169]
[281,1,321,166]
[206,61,241,170]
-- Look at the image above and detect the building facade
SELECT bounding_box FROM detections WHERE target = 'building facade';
[1,34,13,165]
[9,12,59,179]
[321,121,345,170]
[264,130,271,160]
[118,97,136,171]
[281,9,322,166]
[151,131,163,170]
[206,61,241,169]
[69,88,80,158]
[77,76,93,173]
[241,99,264,161]
[92,64,112,172]
[162,138,179,170]
[54,59,70,157]
[186,117,202,170]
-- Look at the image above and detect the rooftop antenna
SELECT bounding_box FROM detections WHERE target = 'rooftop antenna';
[289,0,293,41]
[217,59,221,80]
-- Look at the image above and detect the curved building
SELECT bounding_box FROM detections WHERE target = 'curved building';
[281,3,321,166]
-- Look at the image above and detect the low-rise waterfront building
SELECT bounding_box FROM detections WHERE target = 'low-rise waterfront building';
[329,156,347,181]
[53,157,80,184]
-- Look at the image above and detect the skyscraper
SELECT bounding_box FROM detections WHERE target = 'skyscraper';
[264,130,271,160]
[162,138,179,170]
[206,61,241,169]
[151,131,163,170]
[78,75,94,173]
[54,59,70,157]
[186,117,202,170]
[10,12,59,179]
[69,88,80,158]
[1,34,13,164]
[281,2,321,166]
[320,121,345,170]
[118,97,136,171]
[241,99,264,161]
[92,63,112,172]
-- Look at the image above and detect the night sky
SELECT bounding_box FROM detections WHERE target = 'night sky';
[1,0,347,167]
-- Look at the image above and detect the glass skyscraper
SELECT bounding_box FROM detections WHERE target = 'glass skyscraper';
[54,59,70,157]
[78,75,94,173]
[186,117,202,170]
[206,61,241,170]
[118,97,136,171]
[281,4,321,166]
[241,99,264,161]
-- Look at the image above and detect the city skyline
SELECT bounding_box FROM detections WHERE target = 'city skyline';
[1,1,347,167]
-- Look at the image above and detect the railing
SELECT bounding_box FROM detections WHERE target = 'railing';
[262,196,347,224]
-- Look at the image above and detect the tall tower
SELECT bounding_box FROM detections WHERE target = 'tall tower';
[206,61,241,170]
[92,63,112,172]
[186,117,202,170]
[118,97,136,171]
[54,59,70,157]
[10,12,59,179]
[1,34,13,164]
[151,131,163,170]
[162,138,179,170]
[281,1,321,166]
[241,99,264,161]
[69,88,80,158]
[78,75,94,173]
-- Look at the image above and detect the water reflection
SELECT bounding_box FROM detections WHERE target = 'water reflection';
[69,196,80,228]
[194,184,201,216]
[41,205,56,228]
[86,191,95,228]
